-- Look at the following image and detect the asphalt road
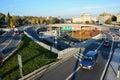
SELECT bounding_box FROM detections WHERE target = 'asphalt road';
[0,29,21,55]
[34,30,119,80]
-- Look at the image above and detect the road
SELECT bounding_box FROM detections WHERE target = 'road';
[0,29,21,55]
[33,30,119,80]
[1,26,118,80]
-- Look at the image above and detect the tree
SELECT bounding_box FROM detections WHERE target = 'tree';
[10,19,14,28]
[5,12,11,27]
[49,17,57,24]
[39,17,45,24]
[105,18,112,24]
[112,15,117,21]
[11,16,20,26]
[0,13,5,27]
[31,18,36,25]
[85,21,89,24]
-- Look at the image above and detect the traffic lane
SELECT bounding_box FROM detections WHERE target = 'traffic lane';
[2,34,21,55]
[37,57,80,80]
[0,33,14,51]
[0,30,13,44]
[83,39,103,54]
[36,40,103,80]
[68,41,111,80]
[26,28,42,41]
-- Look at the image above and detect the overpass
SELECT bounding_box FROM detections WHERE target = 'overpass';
[46,24,104,31]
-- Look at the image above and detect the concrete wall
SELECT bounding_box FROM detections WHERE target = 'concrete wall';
[25,27,102,59]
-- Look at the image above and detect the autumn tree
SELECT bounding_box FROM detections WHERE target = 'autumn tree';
[105,18,112,24]
[39,17,45,24]
[11,16,20,26]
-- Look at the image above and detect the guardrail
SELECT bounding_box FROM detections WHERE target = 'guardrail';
[57,33,102,59]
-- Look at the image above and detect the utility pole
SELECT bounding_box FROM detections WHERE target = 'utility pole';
[18,54,23,78]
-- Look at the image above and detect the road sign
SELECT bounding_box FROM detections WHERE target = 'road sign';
[61,26,67,30]
[68,26,72,31]
[61,26,72,31]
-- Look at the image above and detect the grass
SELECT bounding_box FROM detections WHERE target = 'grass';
[0,34,58,80]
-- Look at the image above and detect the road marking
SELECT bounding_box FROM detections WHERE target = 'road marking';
[1,33,14,51]
[95,40,105,52]
[66,34,107,80]
[100,33,114,80]
[74,54,82,62]
[65,66,81,80]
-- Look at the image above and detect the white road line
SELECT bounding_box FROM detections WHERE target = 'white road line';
[74,55,82,62]
[100,33,114,80]
[65,66,81,80]
[66,33,107,80]
[1,33,14,51]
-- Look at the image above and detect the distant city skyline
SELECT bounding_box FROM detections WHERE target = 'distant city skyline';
[0,0,120,19]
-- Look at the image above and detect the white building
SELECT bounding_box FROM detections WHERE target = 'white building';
[117,13,120,23]
[72,13,92,23]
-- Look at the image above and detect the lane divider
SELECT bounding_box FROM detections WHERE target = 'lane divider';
[100,32,114,80]
[65,33,107,80]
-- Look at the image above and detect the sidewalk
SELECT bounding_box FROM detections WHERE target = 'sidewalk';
[105,48,120,80]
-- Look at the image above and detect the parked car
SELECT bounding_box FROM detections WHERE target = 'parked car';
[80,51,98,70]
[103,40,110,47]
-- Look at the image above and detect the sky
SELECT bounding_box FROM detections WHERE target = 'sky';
[0,0,120,19]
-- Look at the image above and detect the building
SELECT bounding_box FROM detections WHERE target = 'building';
[81,13,92,23]
[72,13,92,24]
[116,13,120,23]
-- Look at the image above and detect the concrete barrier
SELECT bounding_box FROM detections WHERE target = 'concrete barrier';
[117,66,120,79]
[24,31,58,54]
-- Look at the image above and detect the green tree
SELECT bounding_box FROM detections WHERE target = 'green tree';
[11,16,20,26]
[31,18,36,25]
[39,17,45,24]
[5,12,11,27]
[10,19,14,28]
[85,21,89,24]
[49,17,57,24]
[105,18,112,24]
[0,13,5,27]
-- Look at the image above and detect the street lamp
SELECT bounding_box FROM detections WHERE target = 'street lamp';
[54,30,57,48]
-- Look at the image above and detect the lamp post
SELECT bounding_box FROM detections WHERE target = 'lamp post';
[18,54,23,78]
[54,30,57,48]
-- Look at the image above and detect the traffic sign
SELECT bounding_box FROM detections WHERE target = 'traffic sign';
[61,26,67,30]
[68,26,72,31]
[61,26,72,31]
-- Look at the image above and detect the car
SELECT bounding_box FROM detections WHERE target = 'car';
[103,40,110,47]
[80,51,98,70]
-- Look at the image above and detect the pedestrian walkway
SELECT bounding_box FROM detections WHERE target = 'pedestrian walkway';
[105,48,120,80]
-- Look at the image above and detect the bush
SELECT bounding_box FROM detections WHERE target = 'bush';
[105,18,112,24]
[85,21,89,24]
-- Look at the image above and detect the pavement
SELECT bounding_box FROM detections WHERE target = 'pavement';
[105,48,120,80]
